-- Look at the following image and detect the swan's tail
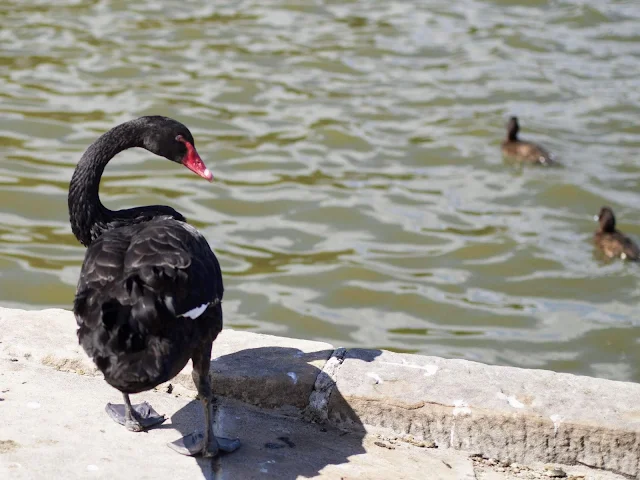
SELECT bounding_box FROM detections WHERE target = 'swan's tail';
[74,283,181,392]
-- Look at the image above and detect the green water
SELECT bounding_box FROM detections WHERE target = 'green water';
[2,0,640,382]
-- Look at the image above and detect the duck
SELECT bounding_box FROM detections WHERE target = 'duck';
[593,206,640,261]
[68,116,240,457]
[501,116,555,165]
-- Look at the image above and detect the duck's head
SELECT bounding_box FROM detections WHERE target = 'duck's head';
[595,206,616,233]
[506,116,519,141]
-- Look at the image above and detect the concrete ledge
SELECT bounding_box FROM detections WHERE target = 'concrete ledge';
[1,307,638,478]
[330,349,640,478]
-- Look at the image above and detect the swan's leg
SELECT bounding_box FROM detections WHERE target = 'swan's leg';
[200,370,241,456]
[106,393,166,431]
[168,344,240,456]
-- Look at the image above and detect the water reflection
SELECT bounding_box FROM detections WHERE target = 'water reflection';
[1,0,640,382]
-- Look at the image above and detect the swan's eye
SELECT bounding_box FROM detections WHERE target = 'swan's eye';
[176,135,185,143]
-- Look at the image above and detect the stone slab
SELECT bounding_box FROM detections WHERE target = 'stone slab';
[328,349,640,478]
[0,307,98,376]
[0,358,477,480]
[1,307,638,478]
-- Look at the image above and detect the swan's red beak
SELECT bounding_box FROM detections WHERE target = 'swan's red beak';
[178,137,213,182]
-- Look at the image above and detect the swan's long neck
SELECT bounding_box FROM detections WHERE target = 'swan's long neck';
[68,123,144,247]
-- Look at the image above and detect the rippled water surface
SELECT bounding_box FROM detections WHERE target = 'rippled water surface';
[2,0,640,382]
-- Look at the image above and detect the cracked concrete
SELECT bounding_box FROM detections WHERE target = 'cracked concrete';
[306,347,347,423]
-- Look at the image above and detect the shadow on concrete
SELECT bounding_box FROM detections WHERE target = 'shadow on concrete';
[168,346,381,480]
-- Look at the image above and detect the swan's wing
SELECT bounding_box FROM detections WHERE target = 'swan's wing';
[74,232,131,328]
[76,232,130,290]
[122,219,223,318]
[74,219,222,328]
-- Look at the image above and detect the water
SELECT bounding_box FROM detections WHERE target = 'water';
[2,0,640,383]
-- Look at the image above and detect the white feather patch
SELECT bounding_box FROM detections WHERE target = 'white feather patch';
[179,303,208,319]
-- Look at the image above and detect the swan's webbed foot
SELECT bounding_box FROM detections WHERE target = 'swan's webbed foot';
[106,397,166,432]
[168,433,241,457]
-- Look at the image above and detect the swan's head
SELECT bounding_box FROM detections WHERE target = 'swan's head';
[138,116,213,182]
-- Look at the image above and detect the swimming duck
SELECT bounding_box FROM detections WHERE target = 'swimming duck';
[501,116,554,165]
[594,206,640,261]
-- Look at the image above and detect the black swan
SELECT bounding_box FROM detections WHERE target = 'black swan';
[68,116,240,457]
[594,206,640,261]
[501,116,554,165]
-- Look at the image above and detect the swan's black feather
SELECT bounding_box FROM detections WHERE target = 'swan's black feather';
[74,217,223,393]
